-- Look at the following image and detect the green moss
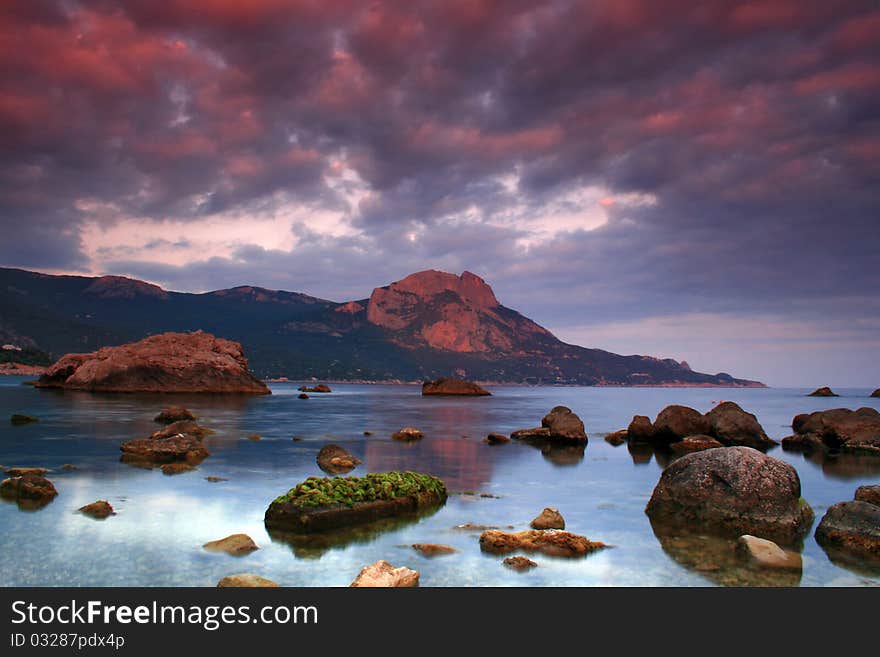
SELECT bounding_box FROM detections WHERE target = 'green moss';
[273,471,446,508]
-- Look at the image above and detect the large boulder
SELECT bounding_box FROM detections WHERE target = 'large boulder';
[541,406,587,443]
[704,401,776,448]
[422,378,491,396]
[815,501,880,562]
[652,405,709,442]
[35,331,270,394]
[808,386,838,397]
[781,407,880,455]
[350,560,419,587]
[645,447,814,545]
[626,415,655,443]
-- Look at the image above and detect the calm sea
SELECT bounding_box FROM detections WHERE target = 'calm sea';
[1,378,878,587]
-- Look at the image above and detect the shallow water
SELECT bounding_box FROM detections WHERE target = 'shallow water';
[1,379,878,587]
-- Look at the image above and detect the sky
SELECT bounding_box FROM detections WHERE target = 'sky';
[1,1,878,387]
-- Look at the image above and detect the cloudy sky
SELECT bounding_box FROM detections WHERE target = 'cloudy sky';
[1,1,878,386]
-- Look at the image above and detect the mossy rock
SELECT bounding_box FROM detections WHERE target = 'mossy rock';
[265,471,446,533]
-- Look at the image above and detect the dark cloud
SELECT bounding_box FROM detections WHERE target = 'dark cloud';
[0,1,878,384]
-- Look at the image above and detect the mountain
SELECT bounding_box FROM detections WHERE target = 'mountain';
[0,267,763,386]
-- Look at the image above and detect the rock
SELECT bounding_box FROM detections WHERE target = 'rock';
[205,476,228,482]
[264,472,447,533]
[503,556,538,571]
[247,433,262,441]
[484,433,509,445]
[391,426,423,441]
[422,378,491,396]
[35,331,270,394]
[217,574,279,588]
[735,535,802,570]
[541,406,587,443]
[202,533,260,555]
[161,462,196,475]
[704,401,776,449]
[652,405,709,442]
[510,427,552,441]
[412,543,458,557]
[627,415,655,443]
[815,501,880,562]
[150,420,213,440]
[645,447,814,544]
[604,430,627,446]
[120,434,210,465]
[0,473,58,507]
[5,467,50,477]
[781,407,880,455]
[292,437,304,442]
[808,386,838,397]
[855,485,880,507]
[669,435,724,454]
[154,407,196,424]
[10,414,38,425]
[316,444,361,474]
[363,431,373,436]
[79,500,115,519]
[350,560,419,587]
[299,384,331,393]
[61,464,77,470]
[530,507,565,530]
[479,529,607,557]
[298,393,309,399]
[871,389,880,398]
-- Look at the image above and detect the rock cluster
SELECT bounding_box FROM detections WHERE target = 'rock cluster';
[511,406,587,444]
[782,407,880,456]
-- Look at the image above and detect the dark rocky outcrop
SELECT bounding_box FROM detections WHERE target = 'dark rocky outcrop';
[855,485,880,507]
[36,331,270,394]
[298,393,309,399]
[154,407,196,424]
[0,473,58,509]
[316,444,361,474]
[703,402,775,448]
[652,405,710,443]
[79,500,115,519]
[541,406,587,443]
[391,427,423,441]
[808,386,838,397]
[484,433,509,445]
[645,447,814,545]
[626,415,654,443]
[530,507,565,530]
[264,472,447,533]
[350,560,419,587]
[479,529,607,557]
[422,378,491,396]
[781,407,880,455]
[815,501,880,563]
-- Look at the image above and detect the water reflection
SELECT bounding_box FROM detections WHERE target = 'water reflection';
[628,443,653,465]
[650,524,803,587]
[816,543,880,578]
[364,439,491,491]
[787,448,880,481]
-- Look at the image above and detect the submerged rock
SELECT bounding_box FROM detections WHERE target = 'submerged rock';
[479,529,607,557]
[808,386,838,397]
[422,378,491,396]
[205,476,228,483]
[202,533,260,555]
[510,427,552,441]
[5,467,50,477]
[298,393,309,399]
[782,407,880,455]
[79,500,115,519]
[121,434,209,465]
[530,507,565,530]
[604,430,627,446]
[735,535,802,570]
[10,414,38,425]
[316,444,361,474]
[391,426,424,441]
[485,433,510,445]
[815,501,880,562]
[153,407,196,424]
[0,473,58,508]
[150,420,213,441]
[645,447,814,545]
[161,462,196,475]
[217,574,279,588]
[35,331,270,394]
[411,543,458,557]
[350,560,419,587]
[503,555,538,571]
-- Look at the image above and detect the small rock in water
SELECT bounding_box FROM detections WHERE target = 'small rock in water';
[61,464,78,471]
[10,414,38,425]
[5,467,50,477]
[154,407,196,424]
[480,529,607,558]
[298,393,309,399]
[217,574,279,588]
[202,534,260,556]
[669,435,724,454]
[247,433,262,441]
[530,507,565,530]
[392,426,423,441]
[161,462,195,475]
[79,500,115,520]
[316,444,361,474]
[484,433,510,445]
[205,476,228,483]
[453,523,512,531]
[808,386,838,397]
[292,436,304,442]
[736,535,802,570]
[350,560,419,587]
[503,556,538,571]
[604,430,627,446]
[363,430,373,436]
[411,544,458,557]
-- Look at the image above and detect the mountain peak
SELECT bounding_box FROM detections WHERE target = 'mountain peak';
[84,275,169,300]
[372,270,499,310]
